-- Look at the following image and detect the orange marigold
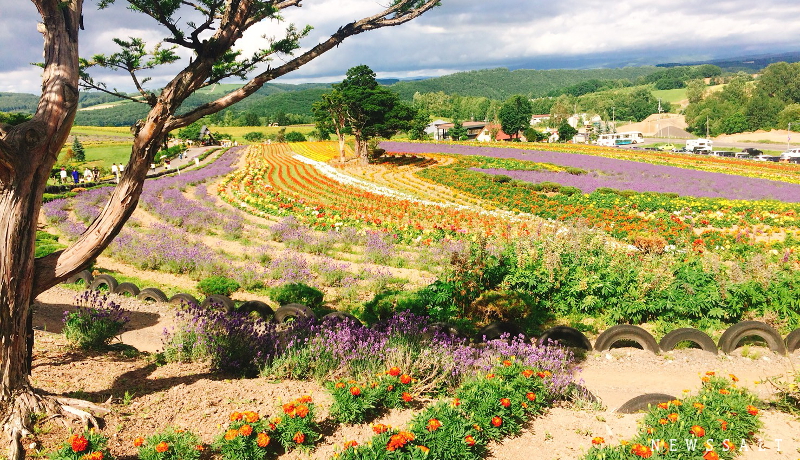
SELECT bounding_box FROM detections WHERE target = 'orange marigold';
[386,431,414,451]
[631,443,653,458]
[690,425,706,437]
[282,403,296,415]
[298,395,312,403]
[729,374,739,382]
[722,439,735,451]
[230,411,243,421]
[452,398,461,406]
[293,432,305,444]
[70,435,89,453]
[344,440,358,449]
[693,402,705,412]
[256,433,271,448]
[667,413,679,422]
[655,439,668,452]
[486,373,496,379]
[295,405,309,418]
[526,392,536,401]
[238,424,253,437]
[350,386,361,396]
[591,437,605,445]
[373,424,390,434]
[400,374,412,385]
[388,367,401,376]
[703,450,719,460]
[335,382,345,389]
[387,385,394,391]
[465,435,476,446]
[426,419,442,432]
[719,389,730,395]
[705,371,716,376]
[491,416,502,427]
[502,360,512,367]
[522,369,534,378]
[195,445,205,451]
[82,451,103,460]
[243,411,260,423]
[657,402,669,410]
[658,418,668,425]
[746,405,759,415]
[418,446,430,454]
[401,392,413,402]
[133,437,145,447]
[155,442,169,453]
[717,419,728,431]
[500,398,511,408]
[224,429,238,441]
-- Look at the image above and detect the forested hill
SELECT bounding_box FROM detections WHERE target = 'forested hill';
[389,67,662,100]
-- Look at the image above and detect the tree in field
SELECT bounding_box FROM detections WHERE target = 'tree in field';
[0,1,439,458]
[313,65,417,162]
[498,95,533,140]
[557,121,578,143]
[448,119,468,141]
[243,131,266,142]
[71,136,86,162]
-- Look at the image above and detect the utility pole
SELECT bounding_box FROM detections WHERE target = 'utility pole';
[789,122,792,150]
[657,98,662,138]
[612,106,616,133]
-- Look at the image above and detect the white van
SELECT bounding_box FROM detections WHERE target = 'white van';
[780,148,800,161]
[686,138,713,153]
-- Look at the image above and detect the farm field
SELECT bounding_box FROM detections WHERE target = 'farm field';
[34,140,800,460]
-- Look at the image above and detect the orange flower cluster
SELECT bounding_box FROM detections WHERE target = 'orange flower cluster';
[256,432,271,448]
[386,431,415,451]
[350,386,361,396]
[703,450,720,460]
[521,369,534,378]
[155,442,169,453]
[591,437,605,445]
[747,405,759,415]
[372,424,390,434]
[133,437,144,447]
[401,392,413,403]
[631,443,653,458]
[400,374,412,385]
[230,410,260,422]
[238,425,253,437]
[343,440,358,449]
[425,419,442,432]
[499,398,511,408]
[491,416,502,427]
[387,367,401,376]
[293,432,305,444]
[81,451,104,460]
[690,425,706,437]
[69,435,89,453]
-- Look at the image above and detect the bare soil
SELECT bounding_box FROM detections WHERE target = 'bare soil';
[27,286,800,460]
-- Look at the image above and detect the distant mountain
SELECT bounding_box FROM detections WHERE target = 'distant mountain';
[657,51,800,72]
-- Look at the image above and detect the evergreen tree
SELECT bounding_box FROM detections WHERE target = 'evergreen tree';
[71,136,85,162]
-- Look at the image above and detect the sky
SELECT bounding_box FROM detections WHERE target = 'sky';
[2,0,800,94]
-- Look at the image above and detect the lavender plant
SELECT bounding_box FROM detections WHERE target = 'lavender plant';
[63,290,130,349]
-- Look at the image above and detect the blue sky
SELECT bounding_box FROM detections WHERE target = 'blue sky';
[2,0,800,94]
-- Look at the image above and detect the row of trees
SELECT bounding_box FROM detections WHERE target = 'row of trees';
[684,62,800,136]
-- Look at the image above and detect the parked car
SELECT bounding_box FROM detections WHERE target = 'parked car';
[753,154,781,162]
[741,147,763,156]
[780,148,800,161]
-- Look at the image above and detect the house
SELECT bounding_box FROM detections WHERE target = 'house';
[476,123,526,142]
[435,121,487,140]
[530,114,550,125]
[424,119,449,139]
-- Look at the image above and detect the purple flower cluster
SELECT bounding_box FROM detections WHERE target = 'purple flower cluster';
[42,198,70,224]
[382,141,800,202]
[364,231,396,264]
[267,252,315,286]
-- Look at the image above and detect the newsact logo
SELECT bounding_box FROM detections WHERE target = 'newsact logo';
[647,438,783,453]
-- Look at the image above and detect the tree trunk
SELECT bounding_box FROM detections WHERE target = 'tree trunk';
[353,132,368,165]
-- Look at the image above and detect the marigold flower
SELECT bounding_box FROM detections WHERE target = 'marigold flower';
[701,376,710,383]
[521,402,528,408]
[283,403,296,415]
[502,360,512,367]
[657,402,669,410]
[400,374,412,384]
[719,389,730,395]
[522,369,534,378]
[491,416,502,427]
[746,405,759,415]
[388,367,401,376]
[230,411,243,421]
[525,392,536,401]
[350,386,361,396]
[452,398,461,406]
[133,437,145,447]
[473,424,482,431]
[591,437,605,445]
[500,398,511,408]
[646,427,655,434]
[224,429,238,441]
[693,402,705,412]
[195,445,205,451]
[670,399,682,406]
[486,373,496,379]
[373,424,389,434]
[243,411,260,423]
[705,371,716,376]
[729,374,739,382]
[418,445,430,454]
[295,405,309,418]
[344,440,358,449]
[386,431,414,451]
[298,395,312,403]
[82,451,104,460]
[690,425,706,437]
[155,442,169,453]
[658,418,668,425]
[335,382,345,389]
[387,385,394,391]
[426,419,442,432]
[70,435,89,453]
[631,443,653,458]
[722,439,735,451]
[257,433,271,448]
[465,435,476,446]
[238,424,253,437]
[401,392,412,402]
[293,432,305,444]
[702,450,719,460]
[717,419,728,431]
[667,413,678,422]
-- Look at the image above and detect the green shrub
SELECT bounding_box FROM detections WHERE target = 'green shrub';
[538,181,562,192]
[284,131,307,142]
[564,167,586,175]
[214,410,279,460]
[197,276,240,297]
[491,175,513,183]
[63,291,129,350]
[270,283,323,309]
[135,427,203,460]
[558,186,581,196]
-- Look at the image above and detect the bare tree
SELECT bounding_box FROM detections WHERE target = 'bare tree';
[0,1,439,458]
